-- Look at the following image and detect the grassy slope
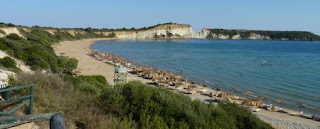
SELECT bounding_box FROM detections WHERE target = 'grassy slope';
[11,72,273,129]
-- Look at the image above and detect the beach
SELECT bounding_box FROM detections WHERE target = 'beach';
[53,38,320,129]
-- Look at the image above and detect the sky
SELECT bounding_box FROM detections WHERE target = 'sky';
[1,0,320,35]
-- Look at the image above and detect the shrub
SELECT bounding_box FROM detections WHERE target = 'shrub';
[0,56,16,68]
[11,71,134,129]
[7,23,15,27]
[63,75,108,95]
[0,29,6,35]
[57,56,78,74]
[6,33,22,40]
[100,81,273,129]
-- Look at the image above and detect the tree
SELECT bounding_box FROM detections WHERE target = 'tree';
[58,56,78,74]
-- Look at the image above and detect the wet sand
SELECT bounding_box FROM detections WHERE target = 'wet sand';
[53,38,320,129]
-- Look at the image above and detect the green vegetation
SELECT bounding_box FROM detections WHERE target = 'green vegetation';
[101,81,273,129]
[99,22,190,32]
[0,33,74,70]
[0,56,16,68]
[10,72,273,129]
[0,22,16,27]
[64,75,108,95]
[0,23,115,72]
[0,56,21,72]
[0,29,5,35]
[10,72,133,129]
[207,29,320,41]
[57,56,78,74]
[1,22,274,128]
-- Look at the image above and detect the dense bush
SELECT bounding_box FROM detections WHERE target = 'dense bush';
[0,30,80,71]
[9,71,273,129]
[0,29,5,35]
[6,33,22,40]
[10,72,135,129]
[100,81,273,129]
[64,75,108,95]
[0,56,21,72]
[0,56,16,68]
[57,56,78,74]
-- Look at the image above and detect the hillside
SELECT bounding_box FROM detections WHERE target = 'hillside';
[1,22,319,41]
[206,29,320,41]
[0,22,274,128]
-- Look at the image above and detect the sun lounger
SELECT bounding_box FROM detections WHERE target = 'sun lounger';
[254,108,262,112]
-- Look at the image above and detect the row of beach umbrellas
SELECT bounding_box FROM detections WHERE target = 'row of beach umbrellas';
[211,87,313,110]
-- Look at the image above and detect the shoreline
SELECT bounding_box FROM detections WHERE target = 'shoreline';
[53,38,320,129]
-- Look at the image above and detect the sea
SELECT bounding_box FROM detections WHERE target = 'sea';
[92,39,320,115]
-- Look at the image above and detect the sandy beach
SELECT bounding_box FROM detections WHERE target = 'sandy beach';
[53,38,320,129]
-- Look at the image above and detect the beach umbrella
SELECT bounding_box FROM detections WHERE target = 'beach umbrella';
[213,87,221,91]
[188,85,197,89]
[295,103,307,112]
[156,70,166,75]
[274,99,286,103]
[189,81,196,84]
[243,91,253,98]
[256,96,267,100]
[173,75,183,81]
[175,82,184,86]
[152,78,159,83]
[201,84,208,87]
[295,103,307,108]
[166,79,174,86]
[231,88,240,93]
[243,91,253,95]
[242,99,263,107]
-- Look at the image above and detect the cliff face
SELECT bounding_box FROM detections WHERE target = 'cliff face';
[0,27,24,38]
[206,29,320,41]
[113,24,197,39]
[209,33,271,40]
[1,23,319,41]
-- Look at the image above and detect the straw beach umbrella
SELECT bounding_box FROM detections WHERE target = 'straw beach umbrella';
[175,82,184,86]
[188,85,197,89]
[295,103,307,112]
[201,84,208,87]
[243,91,253,98]
[188,85,197,94]
[274,99,286,103]
[256,96,267,100]
[166,79,174,86]
[242,99,263,107]
[231,88,240,93]
[295,103,307,108]
[213,87,221,91]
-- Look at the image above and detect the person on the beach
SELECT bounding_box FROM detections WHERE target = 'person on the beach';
[0,95,4,101]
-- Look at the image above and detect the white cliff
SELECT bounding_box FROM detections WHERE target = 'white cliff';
[115,24,210,39]
[0,27,24,38]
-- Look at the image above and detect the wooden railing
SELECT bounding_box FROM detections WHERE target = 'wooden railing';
[0,84,66,129]
[0,84,34,114]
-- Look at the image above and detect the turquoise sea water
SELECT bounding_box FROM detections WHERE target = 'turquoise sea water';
[93,39,320,115]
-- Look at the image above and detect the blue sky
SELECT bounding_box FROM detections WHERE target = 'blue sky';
[1,0,320,34]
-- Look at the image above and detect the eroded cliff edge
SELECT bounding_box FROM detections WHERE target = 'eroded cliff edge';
[1,22,320,41]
